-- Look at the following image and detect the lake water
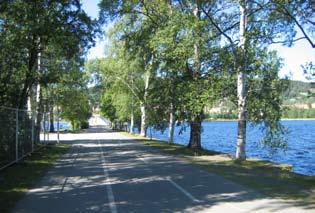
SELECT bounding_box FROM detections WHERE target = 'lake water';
[145,120,315,176]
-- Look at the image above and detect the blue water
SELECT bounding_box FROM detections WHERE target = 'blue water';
[44,122,71,130]
[145,120,315,176]
[56,122,71,130]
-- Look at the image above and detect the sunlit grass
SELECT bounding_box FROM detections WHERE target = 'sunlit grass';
[122,132,315,206]
[0,144,70,213]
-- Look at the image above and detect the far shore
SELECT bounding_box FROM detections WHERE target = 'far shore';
[280,118,315,121]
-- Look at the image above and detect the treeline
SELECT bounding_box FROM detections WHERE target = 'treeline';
[206,108,315,120]
[0,1,97,132]
[205,112,238,120]
[282,108,315,119]
[90,1,314,160]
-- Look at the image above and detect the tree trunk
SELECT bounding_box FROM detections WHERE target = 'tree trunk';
[187,0,203,151]
[27,85,36,116]
[49,108,54,132]
[130,110,134,134]
[187,114,202,150]
[140,103,147,137]
[27,94,32,112]
[34,48,43,143]
[35,84,43,143]
[19,41,39,109]
[71,120,75,131]
[130,91,135,134]
[140,68,151,137]
[168,103,175,144]
[236,0,247,160]
[56,105,60,143]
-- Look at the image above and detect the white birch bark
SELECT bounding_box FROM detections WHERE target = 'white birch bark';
[168,103,175,144]
[130,110,134,134]
[140,69,151,137]
[140,103,146,136]
[187,0,202,150]
[236,0,247,159]
[130,78,135,134]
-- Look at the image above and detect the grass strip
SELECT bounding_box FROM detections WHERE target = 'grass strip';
[0,144,70,213]
[122,132,315,207]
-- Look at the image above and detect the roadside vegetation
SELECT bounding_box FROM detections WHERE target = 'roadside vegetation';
[123,132,315,206]
[0,144,70,213]
[0,1,97,138]
[0,4,94,210]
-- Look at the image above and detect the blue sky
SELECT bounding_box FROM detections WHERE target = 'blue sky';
[82,0,315,82]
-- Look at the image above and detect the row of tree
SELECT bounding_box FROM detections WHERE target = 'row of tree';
[282,108,315,119]
[90,0,314,159]
[0,1,97,135]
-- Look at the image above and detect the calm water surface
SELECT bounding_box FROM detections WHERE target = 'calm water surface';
[146,120,315,176]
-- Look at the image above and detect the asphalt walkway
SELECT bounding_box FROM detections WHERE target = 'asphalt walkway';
[13,126,314,213]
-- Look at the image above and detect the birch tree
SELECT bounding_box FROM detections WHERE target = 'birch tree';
[236,0,247,159]
[199,0,291,159]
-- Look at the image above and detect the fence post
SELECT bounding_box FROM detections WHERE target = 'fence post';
[57,106,60,144]
[43,113,46,144]
[31,111,34,152]
[44,112,47,145]
[47,112,49,142]
[15,109,19,162]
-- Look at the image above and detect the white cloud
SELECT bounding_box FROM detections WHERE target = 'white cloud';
[87,39,106,59]
[271,38,315,82]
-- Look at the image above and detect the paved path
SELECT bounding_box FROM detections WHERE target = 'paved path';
[13,126,314,213]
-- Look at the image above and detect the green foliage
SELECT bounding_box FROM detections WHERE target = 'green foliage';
[59,89,92,130]
[80,120,90,129]
[46,60,93,131]
[246,49,285,123]
[0,0,97,108]
[100,93,117,123]
[85,59,105,109]
[96,0,297,151]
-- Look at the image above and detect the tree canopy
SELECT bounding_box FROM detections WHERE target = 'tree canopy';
[0,0,98,133]
[93,0,315,158]
[1,0,313,159]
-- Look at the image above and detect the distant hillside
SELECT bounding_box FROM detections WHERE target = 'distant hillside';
[281,80,315,118]
[282,80,315,107]
[205,80,315,119]
[282,80,314,101]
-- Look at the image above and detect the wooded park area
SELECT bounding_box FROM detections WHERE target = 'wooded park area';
[0,1,314,162]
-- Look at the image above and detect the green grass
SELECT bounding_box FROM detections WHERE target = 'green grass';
[123,132,315,207]
[0,144,70,213]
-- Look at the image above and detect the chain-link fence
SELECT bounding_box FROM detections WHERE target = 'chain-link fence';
[0,106,50,170]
